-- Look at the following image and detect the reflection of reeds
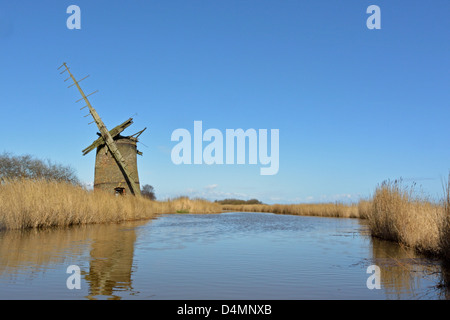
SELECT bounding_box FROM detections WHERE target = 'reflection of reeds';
[0,179,221,230]
[0,220,150,300]
[0,226,89,276]
[370,236,442,299]
[222,203,360,218]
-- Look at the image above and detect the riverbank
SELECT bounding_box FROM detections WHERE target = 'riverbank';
[221,202,363,218]
[0,179,221,230]
[2,178,450,264]
[1,179,368,231]
[224,182,449,261]
[364,180,449,260]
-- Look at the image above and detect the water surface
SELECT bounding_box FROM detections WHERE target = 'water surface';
[0,212,448,299]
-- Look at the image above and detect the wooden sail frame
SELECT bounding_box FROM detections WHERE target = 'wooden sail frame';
[58,62,141,196]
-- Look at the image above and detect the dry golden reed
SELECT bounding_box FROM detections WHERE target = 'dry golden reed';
[365,180,446,257]
[0,179,221,230]
[5,178,450,262]
[222,202,360,218]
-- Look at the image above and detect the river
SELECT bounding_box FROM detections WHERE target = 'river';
[0,212,448,300]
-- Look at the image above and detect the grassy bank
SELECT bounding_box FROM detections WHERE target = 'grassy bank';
[0,179,221,230]
[222,202,362,218]
[3,178,450,263]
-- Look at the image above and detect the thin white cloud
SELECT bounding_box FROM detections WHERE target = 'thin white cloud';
[205,184,219,191]
[82,181,94,190]
[182,184,249,201]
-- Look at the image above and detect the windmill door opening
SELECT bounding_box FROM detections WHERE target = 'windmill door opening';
[114,187,126,196]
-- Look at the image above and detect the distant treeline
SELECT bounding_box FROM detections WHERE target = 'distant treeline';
[215,198,263,205]
[0,152,80,185]
[0,152,158,198]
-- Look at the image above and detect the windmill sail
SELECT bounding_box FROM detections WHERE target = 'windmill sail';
[59,63,142,196]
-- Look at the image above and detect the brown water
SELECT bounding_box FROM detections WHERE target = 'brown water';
[0,212,449,300]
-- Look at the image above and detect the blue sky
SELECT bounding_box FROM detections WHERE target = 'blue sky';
[1,1,449,203]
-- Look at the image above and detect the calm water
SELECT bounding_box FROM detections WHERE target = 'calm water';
[0,212,449,300]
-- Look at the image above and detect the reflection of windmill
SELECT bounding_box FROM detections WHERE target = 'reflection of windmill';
[58,63,145,196]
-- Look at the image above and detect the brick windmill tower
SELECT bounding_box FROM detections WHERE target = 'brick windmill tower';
[59,63,146,196]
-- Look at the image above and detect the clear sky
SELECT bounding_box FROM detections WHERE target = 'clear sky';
[1,1,449,203]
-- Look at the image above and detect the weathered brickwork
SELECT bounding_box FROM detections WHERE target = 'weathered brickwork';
[94,137,140,195]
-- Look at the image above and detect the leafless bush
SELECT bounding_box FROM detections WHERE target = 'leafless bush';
[141,184,156,200]
[0,152,79,185]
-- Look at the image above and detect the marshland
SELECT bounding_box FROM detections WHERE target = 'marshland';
[1,154,450,299]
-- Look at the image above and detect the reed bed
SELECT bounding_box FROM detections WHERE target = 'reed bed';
[222,202,360,218]
[162,196,223,214]
[357,200,372,219]
[5,177,450,263]
[440,183,450,261]
[0,179,221,230]
[365,180,447,257]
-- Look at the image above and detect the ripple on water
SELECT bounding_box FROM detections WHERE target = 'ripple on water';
[0,212,448,299]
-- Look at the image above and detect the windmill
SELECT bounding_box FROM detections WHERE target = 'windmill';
[58,62,146,196]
